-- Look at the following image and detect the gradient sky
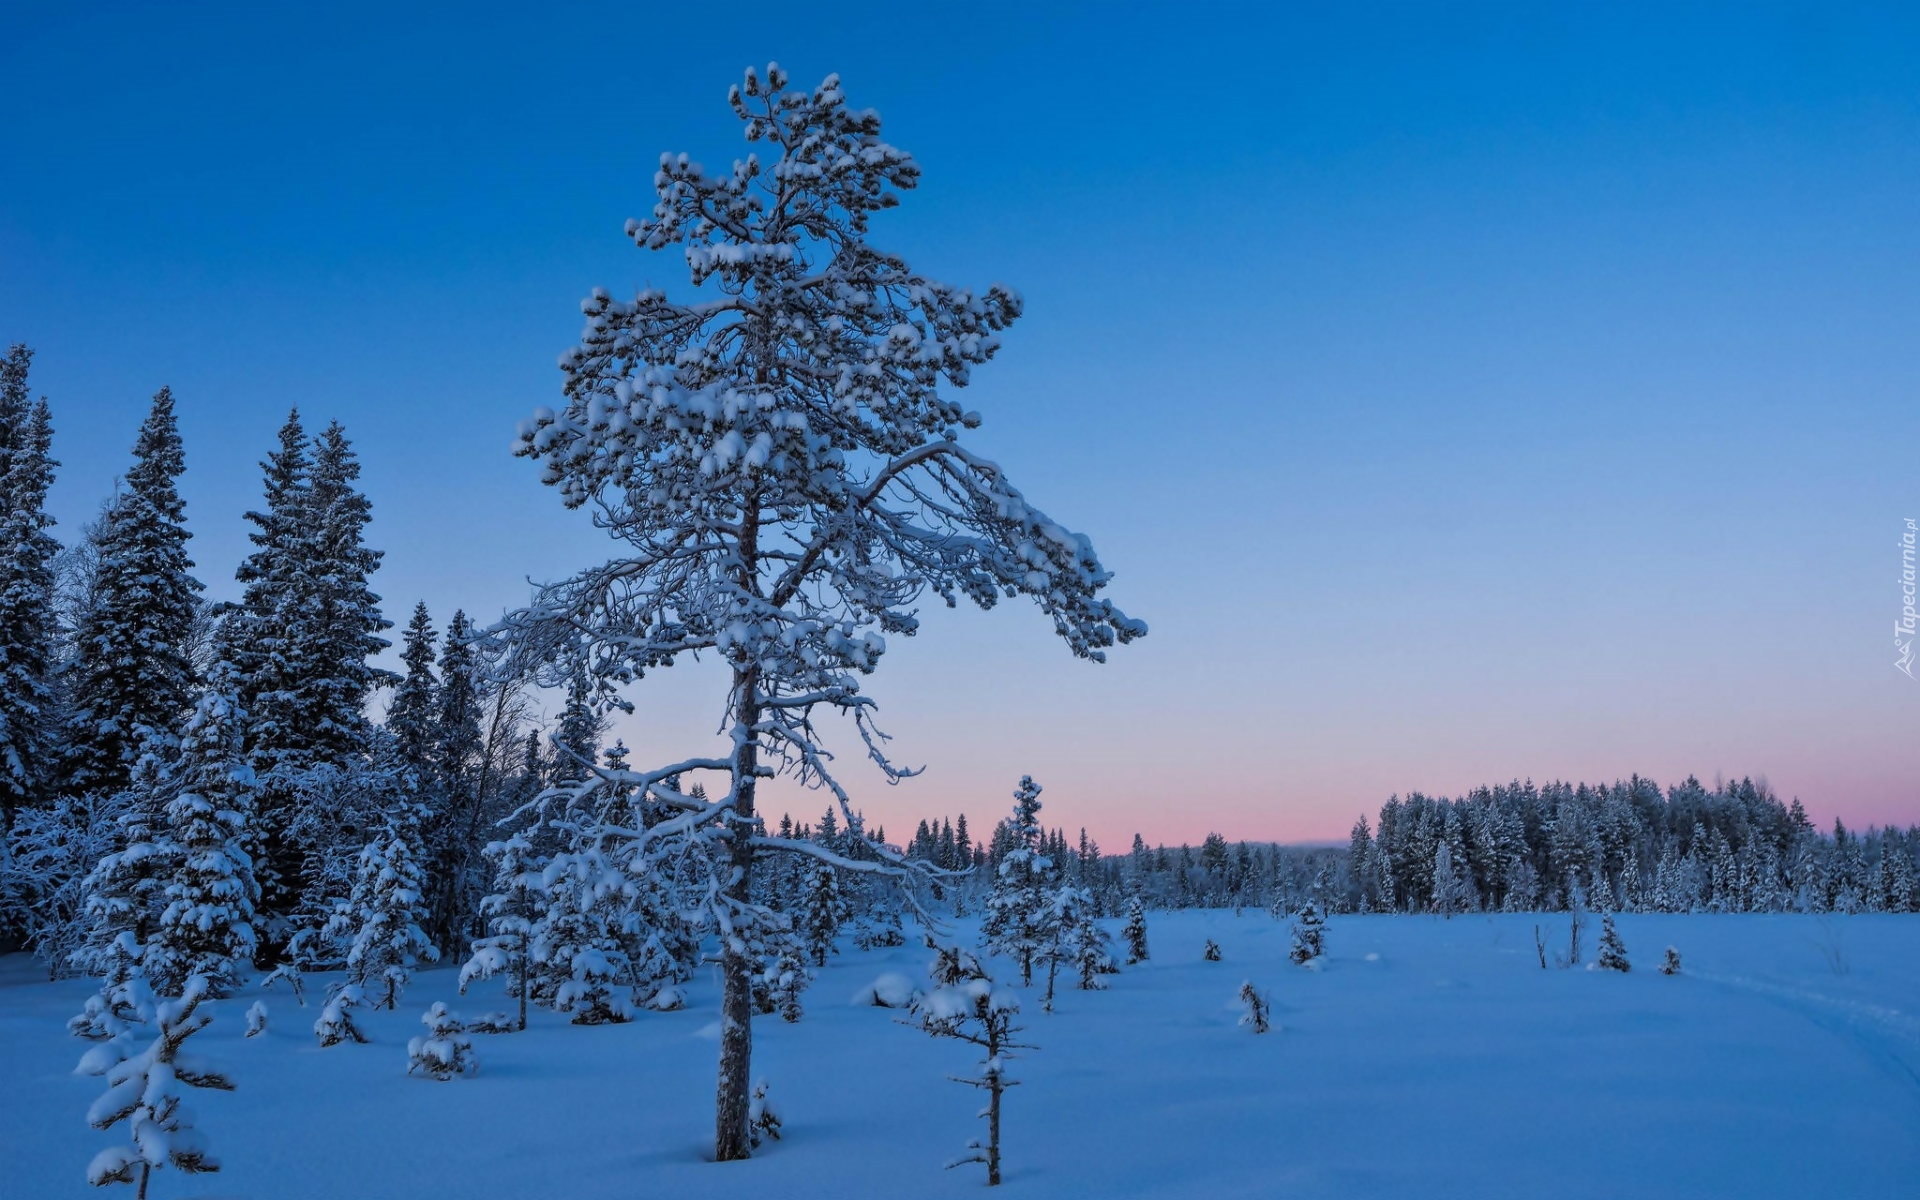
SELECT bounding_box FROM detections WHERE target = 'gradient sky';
[3,3,1916,847]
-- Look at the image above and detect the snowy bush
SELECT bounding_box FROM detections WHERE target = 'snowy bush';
[406,1002,477,1080]
[749,1078,782,1148]
[853,972,920,1009]
[1290,902,1326,965]
[79,975,233,1194]
[467,1011,517,1034]
[646,984,686,1012]
[314,984,368,1048]
[1660,945,1682,975]
[1203,938,1221,962]
[244,1001,267,1038]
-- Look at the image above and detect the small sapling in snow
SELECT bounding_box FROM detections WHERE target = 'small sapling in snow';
[1596,914,1630,973]
[1202,938,1221,962]
[1237,981,1271,1033]
[406,1002,477,1080]
[1660,946,1682,976]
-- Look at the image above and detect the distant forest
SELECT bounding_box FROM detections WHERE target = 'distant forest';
[902,775,1917,917]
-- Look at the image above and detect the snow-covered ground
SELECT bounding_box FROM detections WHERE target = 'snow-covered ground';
[4,911,1917,1199]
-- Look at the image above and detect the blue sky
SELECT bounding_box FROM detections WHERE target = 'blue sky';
[3,2,1916,844]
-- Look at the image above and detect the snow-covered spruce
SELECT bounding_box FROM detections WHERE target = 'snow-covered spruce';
[1122,896,1150,964]
[244,1001,268,1038]
[406,1002,477,1080]
[1597,914,1630,973]
[0,343,59,830]
[1237,981,1271,1033]
[61,386,203,804]
[460,833,546,1032]
[1660,945,1682,975]
[79,974,233,1194]
[260,962,305,1006]
[1290,902,1326,965]
[799,863,847,967]
[757,946,811,1023]
[982,777,1057,987]
[1069,895,1118,990]
[493,62,1140,1160]
[325,830,437,1009]
[143,667,259,998]
[527,846,633,1025]
[313,984,369,1047]
[910,945,1033,1187]
[1203,938,1221,962]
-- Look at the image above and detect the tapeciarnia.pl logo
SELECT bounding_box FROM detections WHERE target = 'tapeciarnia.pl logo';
[1900,518,1917,678]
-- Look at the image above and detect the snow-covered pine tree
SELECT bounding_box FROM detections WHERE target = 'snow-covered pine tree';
[79,974,233,1194]
[1596,913,1630,972]
[385,602,438,779]
[69,745,175,1010]
[327,830,437,1008]
[0,344,60,828]
[1203,938,1222,961]
[548,662,601,785]
[406,1001,477,1080]
[749,1079,782,1147]
[460,832,546,1031]
[1121,895,1149,964]
[496,64,1141,1162]
[799,863,847,966]
[982,777,1055,986]
[1290,901,1326,964]
[1430,839,1469,918]
[222,414,391,939]
[1237,980,1271,1033]
[1067,892,1116,990]
[424,609,484,949]
[527,845,632,1025]
[1659,945,1681,975]
[144,667,259,998]
[911,950,1033,1187]
[62,387,203,802]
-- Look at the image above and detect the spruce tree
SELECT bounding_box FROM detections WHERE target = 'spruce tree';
[0,344,60,827]
[425,609,483,949]
[1122,895,1150,964]
[79,975,234,1193]
[1290,901,1326,964]
[63,388,202,801]
[1596,913,1630,972]
[386,602,438,777]
[326,830,437,1008]
[799,863,846,966]
[982,776,1053,985]
[144,668,259,997]
[307,420,391,757]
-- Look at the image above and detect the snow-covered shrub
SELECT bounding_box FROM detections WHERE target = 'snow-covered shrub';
[314,984,368,1047]
[758,947,810,1023]
[1202,938,1221,962]
[1122,896,1150,964]
[749,1078,782,1148]
[406,1002,476,1080]
[1660,945,1682,975]
[260,962,305,1006]
[1597,914,1630,973]
[853,972,920,1009]
[646,984,686,1012]
[79,975,233,1194]
[467,1011,517,1034]
[1290,902,1326,965]
[1237,981,1271,1034]
[244,1001,267,1038]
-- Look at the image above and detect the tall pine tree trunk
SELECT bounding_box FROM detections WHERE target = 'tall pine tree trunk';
[715,665,760,1161]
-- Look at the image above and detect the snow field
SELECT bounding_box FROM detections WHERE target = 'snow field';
[3,911,1917,1199]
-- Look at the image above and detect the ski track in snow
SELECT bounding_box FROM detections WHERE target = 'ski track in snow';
[1691,967,1920,1091]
